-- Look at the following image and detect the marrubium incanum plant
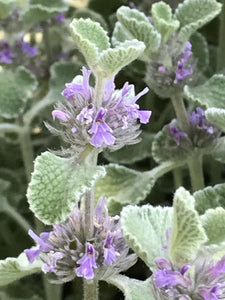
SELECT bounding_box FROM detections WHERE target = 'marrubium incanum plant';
[1,1,225,300]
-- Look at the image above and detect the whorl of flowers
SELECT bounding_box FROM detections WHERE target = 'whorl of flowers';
[162,107,221,160]
[49,67,151,158]
[152,254,225,299]
[146,41,195,98]
[25,198,137,283]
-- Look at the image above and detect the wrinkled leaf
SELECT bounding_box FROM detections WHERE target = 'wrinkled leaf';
[116,6,161,60]
[151,2,179,42]
[107,275,154,300]
[168,187,207,265]
[70,18,110,67]
[121,205,173,269]
[0,252,41,287]
[194,183,225,215]
[201,208,225,245]
[98,40,145,78]
[175,0,222,42]
[27,151,105,224]
[190,32,209,72]
[206,108,225,132]
[22,0,68,29]
[0,67,37,119]
[184,75,225,109]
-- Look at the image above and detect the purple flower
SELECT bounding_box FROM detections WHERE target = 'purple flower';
[155,257,171,270]
[103,233,118,265]
[62,67,91,100]
[153,263,191,289]
[88,108,116,147]
[76,243,97,280]
[207,256,225,279]
[77,104,95,124]
[189,107,214,134]
[42,252,63,273]
[52,110,69,121]
[174,41,193,84]
[104,78,115,102]
[0,42,14,64]
[166,125,187,145]
[20,41,38,57]
[199,285,222,300]
[55,13,65,23]
[25,229,51,263]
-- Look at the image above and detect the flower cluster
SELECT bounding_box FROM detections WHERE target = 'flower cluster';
[152,255,225,299]
[50,67,151,158]
[25,198,137,283]
[146,41,194,98]
[0,41,14,64]
[162,107,221,160]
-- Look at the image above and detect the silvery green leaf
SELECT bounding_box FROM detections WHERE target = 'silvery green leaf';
[112,22,133,46]
[70,18,110,67]
[0,252,41,287]
[22,0,68,29]
[184,75,225,108]
[0,0,16,19]
[0,67,37,119]
[175,0,222,42]
[103,132,153,164]
[194,183,225,215]
[73,8,108,31]
[107,275,154,300]
[0,293,42,300]
[206,108,225,132]
[151,2,179,42]
[201,208,225,245]
[98,40,145,78]
[95,164,155,215]
[121,205,173,269]
[27,151,105,225]
[0,179,10,195]
[168,187,207,265]
[116,6,161,60]
[190,32,209,72]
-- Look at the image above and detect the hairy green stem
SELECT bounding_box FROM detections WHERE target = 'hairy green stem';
[43,279,63,300]
[94,70,107,108]
[18,126,34,182]
[148,160,185,180]
[171,95,189,133]
[173,168,183,189]
[3,201,32,233]
[83,279,99,300]
[188,153,205,192]
[217,0,225,71]
[43,23,53,66]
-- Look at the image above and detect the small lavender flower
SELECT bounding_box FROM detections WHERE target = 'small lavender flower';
[55,13,66,23]
[20,41,38,57]
[25,198,137,283]
[166,126,187,145]
[174,42,193,84]
[152,254,225,300]
[0,41,14,64]
[48,67,151,159]
[76,243,97,279]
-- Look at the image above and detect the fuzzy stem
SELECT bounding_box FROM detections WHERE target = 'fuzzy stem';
[171,95,189,133]
[217,0,225,71]
[83,279,99,300]
[42,22,53,66]
[188,153,205,192]
[94,70,107,108]
[43,280,63,300]
[18,126,34,182]
[3,201,32,233]
[0,123,20,133]
[173,168,183,189]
